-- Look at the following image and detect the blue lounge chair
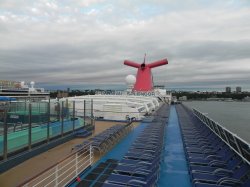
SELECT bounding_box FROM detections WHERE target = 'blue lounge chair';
[104,171,157,187]
[189,155,241,175]
[191,162,250,186]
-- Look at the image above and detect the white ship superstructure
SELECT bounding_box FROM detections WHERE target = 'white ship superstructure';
[58,93,166,121]
[0,80,49,100]
[53,75,171,121]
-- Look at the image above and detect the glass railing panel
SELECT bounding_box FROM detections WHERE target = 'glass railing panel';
[0,99,92,159]
[0,108,4,158]
[0,123,3,158]
[62,119,73,133]
[31,124,47,145]
[50,120,62,138]
[61,101,73,134]
[7,126,29,153]
[4,102,29,153]
[85,100,92,117]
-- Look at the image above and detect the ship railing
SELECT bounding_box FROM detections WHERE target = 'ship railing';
[19,142,93,187]
[193,108,250,165]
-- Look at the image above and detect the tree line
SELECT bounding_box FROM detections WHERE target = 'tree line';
[172,92,250,100]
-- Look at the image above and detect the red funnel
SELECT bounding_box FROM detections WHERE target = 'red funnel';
[124,58,168,91]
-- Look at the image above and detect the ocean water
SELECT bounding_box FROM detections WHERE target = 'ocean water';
[183,101,250,144]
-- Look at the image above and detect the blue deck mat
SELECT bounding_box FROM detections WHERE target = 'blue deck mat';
[158,105,192,187]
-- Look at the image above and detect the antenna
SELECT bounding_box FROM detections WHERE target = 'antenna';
[143,53,146,64]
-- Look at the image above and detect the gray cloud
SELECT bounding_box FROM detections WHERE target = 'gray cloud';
[0,0,250,90]
[171,40,250,61]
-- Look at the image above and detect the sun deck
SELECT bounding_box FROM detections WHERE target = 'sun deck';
[0,121,128,187]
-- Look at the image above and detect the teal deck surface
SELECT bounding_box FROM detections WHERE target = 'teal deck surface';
[158,106,191,187]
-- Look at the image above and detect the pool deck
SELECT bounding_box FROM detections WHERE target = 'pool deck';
[158,106,191,187]
[0,121,129,187]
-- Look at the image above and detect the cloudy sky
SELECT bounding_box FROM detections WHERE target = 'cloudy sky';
[0,0,250,91]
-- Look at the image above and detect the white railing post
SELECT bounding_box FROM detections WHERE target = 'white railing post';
[90,145,93,165]
[75,153,78,176]
[55,165,59,187]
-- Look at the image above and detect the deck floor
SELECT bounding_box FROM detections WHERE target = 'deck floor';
[158,105,192,187]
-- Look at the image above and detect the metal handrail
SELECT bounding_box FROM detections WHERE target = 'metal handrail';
[193,108,250,165]
[19,143,93,187]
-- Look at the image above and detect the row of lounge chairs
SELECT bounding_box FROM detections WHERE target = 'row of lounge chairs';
[73,124,132,155]
[176,104,250,187]
[74,129,92,138]
[103,104,170,186]
[90,124,132,155]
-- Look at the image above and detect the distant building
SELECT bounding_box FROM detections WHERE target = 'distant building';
[179,96,187,101]
[0,80,19,88]
[0,80,49,100]
[243,96,250,102]
[236,86,242,93]
[154,85,165,89]
[57,91,68,98]
[225,87,231,93]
